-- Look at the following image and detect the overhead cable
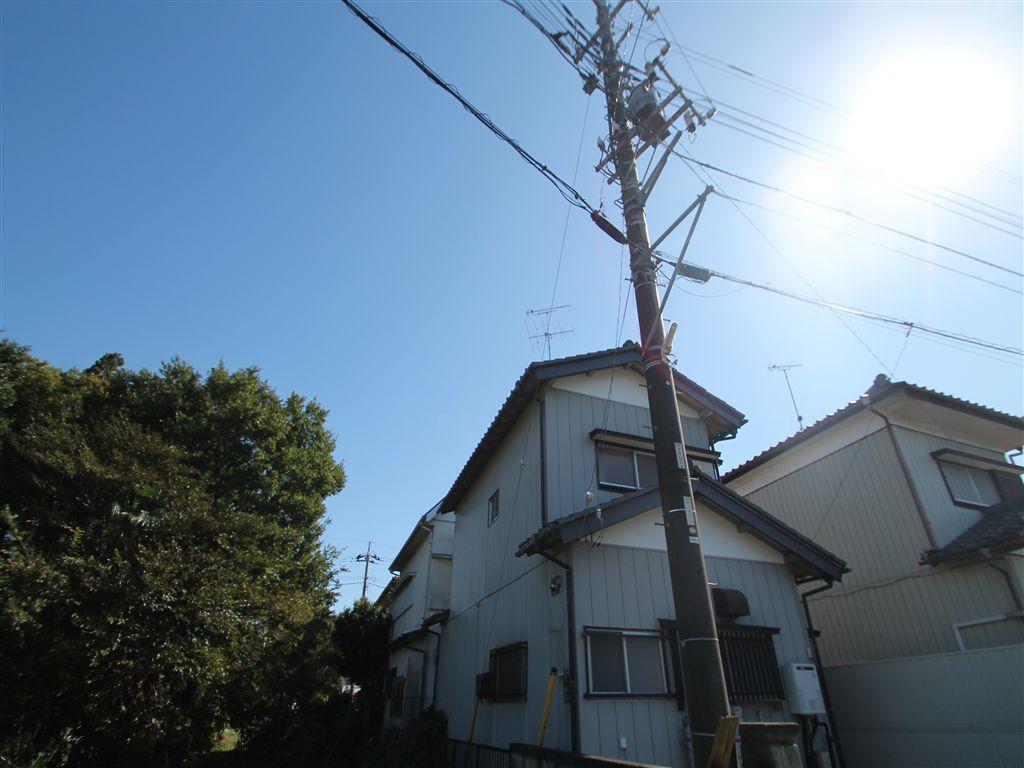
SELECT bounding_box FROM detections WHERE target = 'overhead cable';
[721,193,1022,296]
[670,150,1024,278]
[658,259,1023,358]
[643,34,1022,186]
[342,0,597,213]
[707,114,1023,235]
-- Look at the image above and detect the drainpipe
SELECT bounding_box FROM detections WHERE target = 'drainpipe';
[987,555,1024,612]
[869,406,937,548]
[801,580,846,768]
[425,628,442,709]
[538,394,548,524]
[536,549,581,755]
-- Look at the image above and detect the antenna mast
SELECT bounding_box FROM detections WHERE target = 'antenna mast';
[769,363,805,430]
[526,304,574,359]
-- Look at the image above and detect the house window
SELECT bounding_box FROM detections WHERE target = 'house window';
[585,628,668,695]
[938,460,1001,508]
[597,444,658,491]
[487,489,500,526]
[661,620,783,705]
[489,641,527,701]
[717,625,785,701]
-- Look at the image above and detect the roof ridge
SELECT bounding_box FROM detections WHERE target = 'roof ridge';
[724,377,1024,483]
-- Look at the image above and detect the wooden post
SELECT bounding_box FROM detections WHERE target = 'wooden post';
[706,716,740,768]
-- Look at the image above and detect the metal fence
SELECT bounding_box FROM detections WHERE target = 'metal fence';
[447,738,513,768]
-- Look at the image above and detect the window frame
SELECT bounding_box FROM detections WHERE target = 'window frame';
[488,641,527,702]
[935,458,1003,510]
[583,626,671,699]
[596,443,658,493]
[487,489,500,527]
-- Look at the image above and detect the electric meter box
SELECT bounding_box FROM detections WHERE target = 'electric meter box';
[782,662,826,715]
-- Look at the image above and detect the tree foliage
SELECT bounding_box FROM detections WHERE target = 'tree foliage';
[0,340,346,766]
[333,598,391,691]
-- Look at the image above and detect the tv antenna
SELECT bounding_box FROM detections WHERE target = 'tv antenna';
[526,304,574,359]
[769,363,805,430]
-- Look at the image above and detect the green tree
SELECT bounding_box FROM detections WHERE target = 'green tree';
[0,340,345,766]
[333,598,391,692]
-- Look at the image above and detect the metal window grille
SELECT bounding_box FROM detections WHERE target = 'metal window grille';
[717,625,785,701]
[488,641,527,701]
[661,620,783,705]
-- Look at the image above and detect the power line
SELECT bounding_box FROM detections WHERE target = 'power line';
[703,104,1022,225]
[670,150,1024,278]
[662,258,1023,358]
[644,35,1022,187]
[542,95,593,357]
[650,77,1024,230]
[704,113,1023,235]
[673,150,902,374]
[342,0,598,213]
[720,192,1022,296]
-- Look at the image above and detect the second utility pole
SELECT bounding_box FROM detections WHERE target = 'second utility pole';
[594,3,733,766]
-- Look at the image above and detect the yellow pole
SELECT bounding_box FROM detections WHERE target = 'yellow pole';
[537,667,558,747]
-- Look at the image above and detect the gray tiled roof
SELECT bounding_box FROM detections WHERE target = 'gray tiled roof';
[725,375,1024,483]
[922,500,1024,565]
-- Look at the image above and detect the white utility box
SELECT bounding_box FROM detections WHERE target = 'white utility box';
[782,662,826,715]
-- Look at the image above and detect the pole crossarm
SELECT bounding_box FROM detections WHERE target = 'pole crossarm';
[643,186,713,351]
[641,131,684,204]
[650,184,713,251]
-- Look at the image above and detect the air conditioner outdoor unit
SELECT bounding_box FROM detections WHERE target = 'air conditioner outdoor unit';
[781,662,826,715]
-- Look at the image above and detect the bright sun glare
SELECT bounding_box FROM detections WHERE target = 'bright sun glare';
[845,50,1013,187]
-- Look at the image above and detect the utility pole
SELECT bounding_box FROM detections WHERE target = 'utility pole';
[356,542,381,600]
[593,3,733,766]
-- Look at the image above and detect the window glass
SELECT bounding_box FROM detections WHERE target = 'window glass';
[488,489,500,526]
[942,462,1001,506]
[625,635,665,693]
[599,445,637,488]
[971,468,1001,506]
[589,633,627,692]
[635,451,658,488]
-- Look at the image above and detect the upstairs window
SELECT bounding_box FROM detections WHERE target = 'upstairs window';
[597,444,658,491]
[487,489,500,526]
[938,460,1001,508]
[585,628,668,696]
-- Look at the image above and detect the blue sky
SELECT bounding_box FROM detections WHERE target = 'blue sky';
[3,1,1021,605]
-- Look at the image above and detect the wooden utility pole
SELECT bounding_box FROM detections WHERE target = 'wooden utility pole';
[356,541,380,600]
[593,3,733,766]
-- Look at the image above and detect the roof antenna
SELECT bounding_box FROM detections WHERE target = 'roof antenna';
[526,304,574,360]
[769,363,805,431]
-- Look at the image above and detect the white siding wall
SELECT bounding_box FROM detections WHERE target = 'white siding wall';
[890,425,1008,547]
[390,539,431,638]
[545,376,710,524]
[436,400,575,751]
[571,543,813,767]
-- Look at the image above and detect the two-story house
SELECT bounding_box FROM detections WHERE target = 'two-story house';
[725,374,1024,768]
[384,344,847,767]
[377,504,454,728]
